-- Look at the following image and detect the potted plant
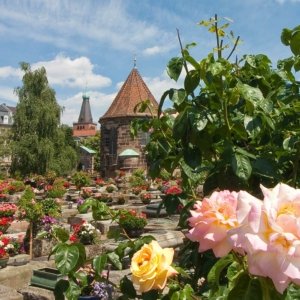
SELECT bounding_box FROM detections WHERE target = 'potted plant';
[70,221,100,245]
[140,192,152,204]
[72,171,91,190]
[0,234,10,268]
[0,203,17,233]
[78,198,112,221]
[118,210,147,238]
[50,227,114,300]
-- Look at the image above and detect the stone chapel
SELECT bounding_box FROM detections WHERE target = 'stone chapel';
[99,66,158,178]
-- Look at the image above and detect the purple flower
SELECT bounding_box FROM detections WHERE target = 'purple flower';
[77,197,84,206]
[92,282,113,299]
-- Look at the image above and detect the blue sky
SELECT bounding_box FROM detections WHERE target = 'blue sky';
[0,0,299,126]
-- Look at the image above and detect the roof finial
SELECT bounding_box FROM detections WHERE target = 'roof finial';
[83,80,88,99]
[133,53,137,69]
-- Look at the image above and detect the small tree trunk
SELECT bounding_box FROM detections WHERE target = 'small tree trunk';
[29,221,33,260]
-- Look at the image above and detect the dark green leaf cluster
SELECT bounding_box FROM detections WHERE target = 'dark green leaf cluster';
[132,17,300,195]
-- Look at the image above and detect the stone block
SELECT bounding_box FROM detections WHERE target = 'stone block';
[7,220,29,233]
[0,284,23,300]
[94,219,118,235]
[32,239,56,258]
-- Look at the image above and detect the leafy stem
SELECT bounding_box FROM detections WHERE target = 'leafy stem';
[214,14,222,59]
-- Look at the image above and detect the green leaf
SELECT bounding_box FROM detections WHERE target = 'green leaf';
[231,153,252,181]
[170,89,186,106]
[281,28,292,45]
[184,70,200,94]
[120,276,137,298]
[244,115,262,138]
[207,254,234,294]
[54,279,69,300]
[290,30,300,55]
[237,82,264,107]
[285,284,300,300]
[167,57,184,81]
[170,284,194,300]
[53,227,70,243]
[209,61,225,76]
[183,145,202,169]
[93,254,107,275]
[107,252,122,270]
[55,244,80,275]
[283,136,299,150]
[141,290,160,300]
[227,273,262,300]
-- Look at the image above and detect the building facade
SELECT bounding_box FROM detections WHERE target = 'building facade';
[73,95,97,139]
[99,67,158,178]
[0,103,16,175]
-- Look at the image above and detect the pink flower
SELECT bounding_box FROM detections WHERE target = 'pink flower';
[229,183,300,293]
[186,190,239,257]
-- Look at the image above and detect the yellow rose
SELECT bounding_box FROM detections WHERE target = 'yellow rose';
[130,240,178,293]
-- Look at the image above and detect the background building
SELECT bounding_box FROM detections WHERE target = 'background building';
[99,66,158,178]
[73,95,97,140]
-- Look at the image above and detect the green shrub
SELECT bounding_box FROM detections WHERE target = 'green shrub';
[72,171,91,189]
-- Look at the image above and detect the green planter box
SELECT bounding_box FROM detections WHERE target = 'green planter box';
[30,268,63,290]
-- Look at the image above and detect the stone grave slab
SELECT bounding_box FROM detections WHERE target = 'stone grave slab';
[142,202,167,217]
[0,284,23,300]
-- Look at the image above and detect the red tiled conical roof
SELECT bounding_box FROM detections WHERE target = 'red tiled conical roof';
[100,67,158,121]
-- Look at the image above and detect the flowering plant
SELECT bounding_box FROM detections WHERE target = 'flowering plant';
[95,177,105,186]
[118,209,147,232]
[70,221,99,245]
[0,235,10,258]
[179,183,300,299]
[0,203,17,217]
[0,234,22,258]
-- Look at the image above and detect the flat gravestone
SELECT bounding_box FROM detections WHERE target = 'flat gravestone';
[142,202,167,217]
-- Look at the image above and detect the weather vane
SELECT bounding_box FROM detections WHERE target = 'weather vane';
[133,53,137,68]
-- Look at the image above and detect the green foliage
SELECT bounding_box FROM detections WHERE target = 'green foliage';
[132,16,300,195]
[41,198,61,217]
[17,186,43,221]
[72,171,91,189]
[118,210,147,231]
[11,63,77,177]
[128,168,148,188]
[78,197,112,220]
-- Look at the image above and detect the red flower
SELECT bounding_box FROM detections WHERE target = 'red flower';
[70,235,77,242]
[0,248,6,258]
[165,186,182,195]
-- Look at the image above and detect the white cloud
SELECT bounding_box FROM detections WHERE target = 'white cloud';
[0,1,173,53]
[33,55,111,89]
[143,45,175,56]
[0,67,22,79]
[0,55,111,90]
[60,90,116,125]
[0,86,18,103]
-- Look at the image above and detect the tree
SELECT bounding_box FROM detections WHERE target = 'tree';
[11,63,78,176]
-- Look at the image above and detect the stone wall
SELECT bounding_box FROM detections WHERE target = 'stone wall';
[100,116,148,178]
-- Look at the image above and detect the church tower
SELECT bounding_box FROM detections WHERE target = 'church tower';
[99,65,158,177]
[73,95,97,138]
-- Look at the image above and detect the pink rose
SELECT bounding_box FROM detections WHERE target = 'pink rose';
[230,183,300,293]
[187,190,239,257]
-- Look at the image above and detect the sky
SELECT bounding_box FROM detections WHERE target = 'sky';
[0,0,299,126]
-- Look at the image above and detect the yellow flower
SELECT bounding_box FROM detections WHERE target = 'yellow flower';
[130,240,178,293]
